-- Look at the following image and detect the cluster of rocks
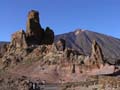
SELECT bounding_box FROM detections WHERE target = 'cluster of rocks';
[0,10,54,68]
[35,39,106,75]
[10,10,54,50]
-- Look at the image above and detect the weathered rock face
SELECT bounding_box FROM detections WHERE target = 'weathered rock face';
[0,44,8,58]
[9,30,28,49]
[84,40,104,68]
[25,10,54,45]
[0,10,55,69]
[8,10,54,50]
[90,40,104,65]
[56,38,66,51]
[26,10,44,45]
[42,27,54,45]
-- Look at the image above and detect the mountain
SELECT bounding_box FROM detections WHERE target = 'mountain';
[0,41,9,45]
[0,41,9,49]
[55,29,120,64]
[0,42,9,57]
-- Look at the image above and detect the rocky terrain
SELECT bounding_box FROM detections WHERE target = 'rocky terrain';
[55,29,120,65]
[0,10,120,90]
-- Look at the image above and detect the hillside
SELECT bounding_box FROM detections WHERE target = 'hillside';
[55,29,120,64]
[0,41,9,46]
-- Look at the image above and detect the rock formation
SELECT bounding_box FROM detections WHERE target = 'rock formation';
[0,44,8,58]
[10,30,28,49]
[84,40,104,68]
[26,10,54,46]
[55,29,120,65]
[8,10,54,49]
[26,10,44,45]
[42,27,54,45]
[56,38,66,51]
[90,40,104,66]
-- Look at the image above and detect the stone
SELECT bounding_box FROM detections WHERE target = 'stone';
[84,40,104,68]
[0,44,8,58]
[42,27,54,45]
[56,38,66,51]
[64,48,80,61]
[50,44,58,53]
[26,10,44,45]
[8,10,54,48]
[10,30,28,49]
[90,40,104,67]
[72,64,76,73]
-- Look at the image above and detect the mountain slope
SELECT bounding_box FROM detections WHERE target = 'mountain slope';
[0,41,9,47]
[55,29,120,64]
[0,41,9,45]
[0,42,9,55]
[0,41,9,49]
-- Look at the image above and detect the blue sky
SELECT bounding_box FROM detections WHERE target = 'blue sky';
[0,0,120,41]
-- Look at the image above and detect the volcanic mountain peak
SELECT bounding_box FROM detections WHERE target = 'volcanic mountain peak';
[55,29,120,64]
[74,29,85,35]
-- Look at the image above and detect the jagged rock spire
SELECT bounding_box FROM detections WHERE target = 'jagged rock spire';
[26,10,44,45]
[8,10,54,49]
[84,40,104,69]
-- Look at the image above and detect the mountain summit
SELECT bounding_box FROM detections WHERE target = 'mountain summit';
[55,29,120,64]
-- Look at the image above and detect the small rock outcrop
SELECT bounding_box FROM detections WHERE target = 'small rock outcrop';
[84,40,104,68]
[56,38,66,51]
[90,40,104,65]
[0,44,8,58]
[10,30,28,49]
[42,27,54,45]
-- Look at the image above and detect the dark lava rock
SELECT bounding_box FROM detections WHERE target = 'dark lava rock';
[26,10,44,45]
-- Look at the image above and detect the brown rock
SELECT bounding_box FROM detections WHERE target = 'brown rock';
[85,40,104,68]
[42,27,54,45]
[26,10,44,45]
[10,30,28,49]
[8,10,54,47]
[0,44,8,58]
[56,38,66,51]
